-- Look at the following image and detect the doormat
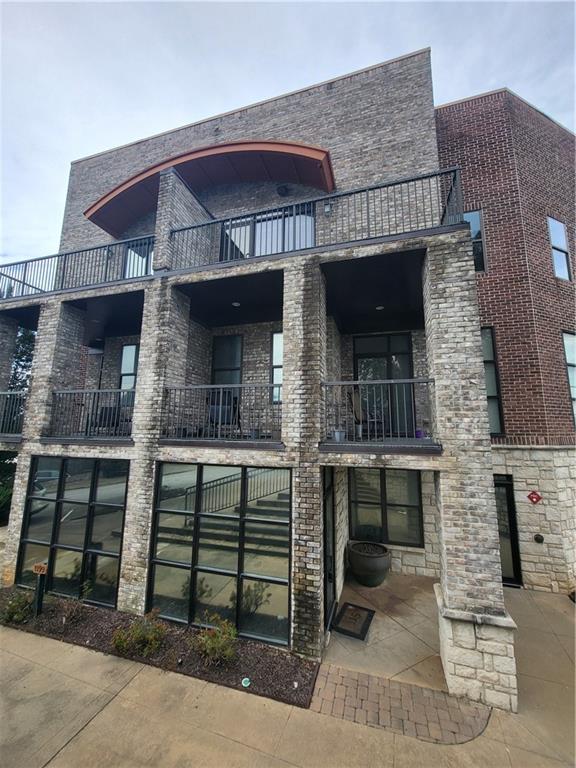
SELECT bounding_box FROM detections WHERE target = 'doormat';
[331,602,375,641]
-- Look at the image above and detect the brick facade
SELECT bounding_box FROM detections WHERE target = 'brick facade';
[5,51,574,714]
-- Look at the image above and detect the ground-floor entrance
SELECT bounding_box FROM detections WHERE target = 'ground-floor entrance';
[494,474,523,586]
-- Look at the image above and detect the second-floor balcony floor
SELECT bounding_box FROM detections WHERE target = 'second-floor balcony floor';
[0,167,463,302]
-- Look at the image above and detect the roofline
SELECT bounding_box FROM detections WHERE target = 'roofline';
[71,48,432,164]
[436,88,574,137]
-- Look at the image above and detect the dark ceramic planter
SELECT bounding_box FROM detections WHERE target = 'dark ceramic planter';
[347,541,391,587]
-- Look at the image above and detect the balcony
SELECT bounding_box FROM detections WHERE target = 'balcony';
[161,385,282,444]
[0,391,27,437]
[0,235,154,300]
[321,379,439,452]
[49,390,135,440]
[170,168,462,270]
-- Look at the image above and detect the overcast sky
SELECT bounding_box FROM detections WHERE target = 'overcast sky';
[1,1,574,262]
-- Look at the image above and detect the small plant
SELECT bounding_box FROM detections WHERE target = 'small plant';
[1,590,34,624]
[112,611,166,658]
[192,612,237,666]
[60,581,92,628]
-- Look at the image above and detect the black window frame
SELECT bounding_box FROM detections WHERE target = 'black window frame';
[548,216,571,281]
[562,331,576,425]
[119,342,139,391]
[463,209,486,272]
[481,326,505,436]
[147,462,292,647]
[211,335,243,385]
[15,456,129,608]
[348,467,424,549]
[270,331,283,404]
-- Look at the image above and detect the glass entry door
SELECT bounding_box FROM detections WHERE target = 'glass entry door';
[494,475,523,586]
[323,468,337,629]
[353,334,414,438]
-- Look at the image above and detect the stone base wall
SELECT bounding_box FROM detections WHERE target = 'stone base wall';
[492,445,576,593]
[435,584,518,713]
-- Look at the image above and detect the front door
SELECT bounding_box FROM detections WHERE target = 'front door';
[323,468,337,629]
[494,475,523,586]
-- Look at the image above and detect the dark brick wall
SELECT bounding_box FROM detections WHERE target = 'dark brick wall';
[436,90,575,445]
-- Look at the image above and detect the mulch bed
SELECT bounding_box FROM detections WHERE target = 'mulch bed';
[0,587,318,708]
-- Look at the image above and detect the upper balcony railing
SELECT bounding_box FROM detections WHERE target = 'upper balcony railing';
[50,389,135,440]
[0,235,154,301]
[170,167,463,270]
[0,391,27,436]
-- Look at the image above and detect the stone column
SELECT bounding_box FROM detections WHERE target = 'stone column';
[153,168,213,273]
[423,228,518,712]
[116,281,190,613]
[0,314,18,389]
[283,260,327,658]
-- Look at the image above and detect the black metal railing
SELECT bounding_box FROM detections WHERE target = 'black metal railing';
[0,391,27,435]
[170,168,462,269]
[50,389,135,439]
[162,384,282,441]
[182,467,290,515]
[323,379,434,444]
[0,235,154,300]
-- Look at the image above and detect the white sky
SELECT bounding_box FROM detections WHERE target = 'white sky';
[1,1,574,262]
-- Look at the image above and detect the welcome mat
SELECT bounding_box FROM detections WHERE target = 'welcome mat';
[331,602,375,641]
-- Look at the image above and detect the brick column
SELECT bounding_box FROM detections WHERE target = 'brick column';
[116,281,190,612]
[0,314,18,389]
[153,168,213,273]
[283,261,327,658]
[424,229,518,712]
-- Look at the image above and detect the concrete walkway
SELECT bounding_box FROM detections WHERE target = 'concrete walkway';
[0,587,574,767]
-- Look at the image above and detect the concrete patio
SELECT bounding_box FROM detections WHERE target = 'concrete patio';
[0,586,574,768]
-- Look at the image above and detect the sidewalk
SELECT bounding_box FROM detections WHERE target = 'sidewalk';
[0,587,573,768]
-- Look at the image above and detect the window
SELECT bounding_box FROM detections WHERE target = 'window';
[149,463,291,644]
[17,457,129,606]
[271,332,283,403]
[481,328,503,435]
[563,332,576,422]
[212,336,242,385]
[220,204,315,261]
[119,344,139,390]
[463,210,485,271]
[349,468,423,547]
[548,217,571,280]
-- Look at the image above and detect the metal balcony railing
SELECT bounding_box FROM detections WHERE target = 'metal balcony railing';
[322,379,435,445]
[50,389,135,439]
[162,385,282,442]
[0,391,27,435]
[170,168,463,269]
[0,235,154,300]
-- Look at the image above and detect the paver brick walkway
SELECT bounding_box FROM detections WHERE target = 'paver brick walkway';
[311,663,491,744]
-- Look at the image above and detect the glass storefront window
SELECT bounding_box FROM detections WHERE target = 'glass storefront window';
[149,463,291,644]
[16,456,129,607]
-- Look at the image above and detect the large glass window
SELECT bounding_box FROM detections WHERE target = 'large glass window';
[463,210,485,272]
[548,217,571,280]
[349,468,422,547]
[271,332,283,404]
[16,456,129,606]
[220,205,315,261]
[119,344,139,390]
[563,332,576,422]
[481,327,504,435]
[149,463,291,644]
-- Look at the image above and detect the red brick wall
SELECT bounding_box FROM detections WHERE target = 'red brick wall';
[436,90,575,445]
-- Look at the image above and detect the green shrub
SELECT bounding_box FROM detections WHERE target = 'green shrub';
[1,590,33,624]
[192,613,237,666]
[112,612,166,658]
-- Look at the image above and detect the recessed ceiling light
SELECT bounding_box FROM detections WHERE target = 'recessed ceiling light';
[375,305,384,311]
[231,301,241,307]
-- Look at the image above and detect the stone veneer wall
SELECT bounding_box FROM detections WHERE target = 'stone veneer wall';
[0,315,18,389]
[492,446,576,593]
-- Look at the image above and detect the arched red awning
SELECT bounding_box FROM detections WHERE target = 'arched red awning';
[84,140,335,236]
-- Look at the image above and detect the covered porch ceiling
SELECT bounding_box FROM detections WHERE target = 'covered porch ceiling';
[322,250,426,334]
[67,290,144,347]
[84,141,335,237]
[178,270,284,327]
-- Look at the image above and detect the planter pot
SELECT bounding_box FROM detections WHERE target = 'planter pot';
[333,429,346,443]
[355,424,363,440]
[347,541,391,587]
